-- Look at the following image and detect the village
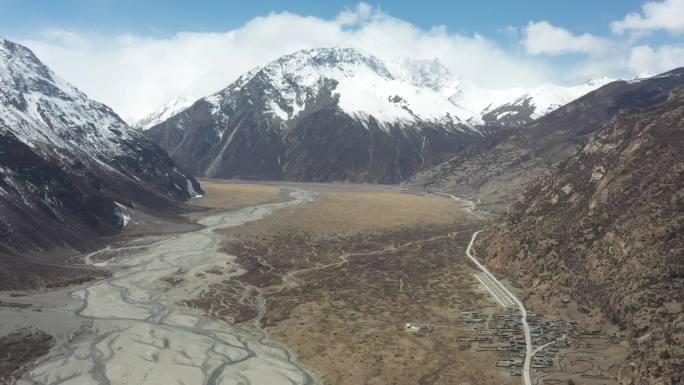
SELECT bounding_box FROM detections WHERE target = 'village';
[456,266,627,382]
[405,271,627,381]
[458,309,565,377]
[456,308,626,380]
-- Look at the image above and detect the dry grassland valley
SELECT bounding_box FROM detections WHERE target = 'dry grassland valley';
[1,180,646,385]
[0,14,682,385]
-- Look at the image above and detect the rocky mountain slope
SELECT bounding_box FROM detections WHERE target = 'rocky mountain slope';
[0,38,202,289]
[146,48,609,183]
[476,87,684,385]
[408,68,684,211]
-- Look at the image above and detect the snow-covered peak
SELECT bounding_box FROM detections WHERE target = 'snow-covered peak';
[240,47,397,102]
[203,47,479,128]
[267,47,394,80]
[0,38,83,103]
[216,47,394,94]
[146,47,616,131]
[0,38,132,156]
[388,58,455,91]
[134,96,195,130]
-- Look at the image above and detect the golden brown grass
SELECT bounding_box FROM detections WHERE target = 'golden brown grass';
[260,230,510,385]
[192,180,284,209]
[209,186,502,384]
[226,190,472,238]
[187,182,628,385]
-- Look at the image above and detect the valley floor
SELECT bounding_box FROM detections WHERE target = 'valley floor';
[0,180,629,385]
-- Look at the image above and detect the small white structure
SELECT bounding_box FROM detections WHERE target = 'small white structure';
[404,323,435,336]
[405,323,421,333]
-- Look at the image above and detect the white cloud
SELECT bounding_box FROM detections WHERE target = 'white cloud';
[519,13,684,82]
[567,41,684,80]
[611,0,684,35]
[336,2,373,25]
[18,4,550,122]
[522,21,615,56]
[627,44,684,73]
[15,2,684,122]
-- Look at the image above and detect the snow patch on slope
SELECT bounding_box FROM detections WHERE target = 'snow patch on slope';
[114,203,131,228]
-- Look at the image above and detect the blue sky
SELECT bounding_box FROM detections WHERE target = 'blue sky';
[2,0,682,120]
[0,0,653,43]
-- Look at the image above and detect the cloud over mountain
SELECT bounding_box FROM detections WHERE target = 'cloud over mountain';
[13,1,684,122]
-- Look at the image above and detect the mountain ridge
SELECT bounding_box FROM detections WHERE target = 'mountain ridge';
[407,67,684,212]
[0,37,202,289]
[146,47,613,183]
[138,48,614,131]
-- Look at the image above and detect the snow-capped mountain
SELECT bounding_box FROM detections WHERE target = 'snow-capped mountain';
[142,53,612,133]
[0,38,201,265]
[148,47,487,183]
[134,96,196,130]
[215,48,480,128]
[146,47,615,183]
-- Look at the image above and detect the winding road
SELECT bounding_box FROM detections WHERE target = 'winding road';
[465,230,535,385]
